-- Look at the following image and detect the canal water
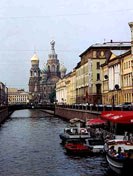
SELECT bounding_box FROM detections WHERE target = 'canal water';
[0,109,116,176]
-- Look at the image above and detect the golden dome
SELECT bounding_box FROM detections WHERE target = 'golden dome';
[31,54,39,61]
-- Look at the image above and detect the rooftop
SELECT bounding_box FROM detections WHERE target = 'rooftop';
[79,41,131,57]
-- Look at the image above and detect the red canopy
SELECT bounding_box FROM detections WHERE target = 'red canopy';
[86,118,106,126]
[101,111,133,124]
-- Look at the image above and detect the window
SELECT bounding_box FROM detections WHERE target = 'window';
[97,62,100,69]
[93,51,96,58]
[96,84,101,94]
[97,73,100,80]
[34,71,37,76]
[51,65,55,72]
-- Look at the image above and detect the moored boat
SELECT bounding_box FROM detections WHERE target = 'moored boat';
[105,139,133,175]
[64,137,105,156]
[59,118,90,144]
[64,142,91,155]
[59,126,90,144]
[101,111,133,175]
[85,137,105,154]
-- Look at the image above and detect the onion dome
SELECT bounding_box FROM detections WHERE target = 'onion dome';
[31,53,39,64]
[60,64,67,73]
[42,65,48,73]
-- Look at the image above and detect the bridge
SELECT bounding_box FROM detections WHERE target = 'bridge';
[8,104,55,112]
[0,104,55,124]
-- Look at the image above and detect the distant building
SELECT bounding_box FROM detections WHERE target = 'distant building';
[8,88,29,105]
[0,82,8,106]
[29,41,67,104]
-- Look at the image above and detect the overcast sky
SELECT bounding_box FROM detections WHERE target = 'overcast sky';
[0,0,133,91]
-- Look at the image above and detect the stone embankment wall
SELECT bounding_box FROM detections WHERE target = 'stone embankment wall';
[55,106,101,121]
[0,108,8,124]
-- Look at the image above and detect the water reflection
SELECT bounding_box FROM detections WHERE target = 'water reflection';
[0,109,116,176]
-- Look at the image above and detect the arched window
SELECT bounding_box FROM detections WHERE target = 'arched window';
[57,65,59,72]
[51,65,55,72]
[34,71,37,76]
[48,65,50,72]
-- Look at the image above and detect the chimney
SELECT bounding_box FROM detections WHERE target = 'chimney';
[128,22,133,55]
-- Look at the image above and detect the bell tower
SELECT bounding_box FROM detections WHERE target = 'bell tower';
[46,40,60,77]
[29,53,41,94]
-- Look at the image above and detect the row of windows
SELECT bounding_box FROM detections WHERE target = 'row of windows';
[124,93,132,102]
[77,62,100,76]
[9,98,28,101]
[123,60,132,69]
[9,95,28,98]
[123,73,132,86]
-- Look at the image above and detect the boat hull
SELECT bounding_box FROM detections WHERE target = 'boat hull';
[59,133,90,144]
[64,143,91,156]
[106,153,123,174]
[106,152,133,175]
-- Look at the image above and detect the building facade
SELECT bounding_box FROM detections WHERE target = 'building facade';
[102,23,133,105]
[56,41,131,105]
[78,41,130,105]
[0,82,8,106]
[8,88,29,105]
[56,70,76,105]
[56,77,67,104]
[29,41,66,104]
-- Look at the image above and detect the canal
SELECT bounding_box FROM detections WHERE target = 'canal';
[0,109,116,176]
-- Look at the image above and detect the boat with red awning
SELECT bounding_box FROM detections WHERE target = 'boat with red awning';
[86,118,106,126]
[101,111,133,124]
[101,111,133,175]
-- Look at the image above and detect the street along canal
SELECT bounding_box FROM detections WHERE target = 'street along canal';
[0,109,116,176]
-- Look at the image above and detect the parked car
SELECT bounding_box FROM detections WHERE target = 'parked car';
[116,102,133,110]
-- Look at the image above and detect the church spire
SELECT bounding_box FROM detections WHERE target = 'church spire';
[48,40,57,60]
[50,40,56,55]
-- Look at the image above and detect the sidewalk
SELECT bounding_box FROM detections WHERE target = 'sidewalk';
[40,109,54,115]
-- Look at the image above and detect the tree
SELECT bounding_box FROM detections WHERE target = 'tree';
[49,90,56,103]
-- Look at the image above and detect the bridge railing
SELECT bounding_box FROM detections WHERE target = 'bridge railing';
[55,104,132,112]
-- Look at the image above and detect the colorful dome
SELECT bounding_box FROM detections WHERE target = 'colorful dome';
[42,65,48,73]
[60,64,67,72]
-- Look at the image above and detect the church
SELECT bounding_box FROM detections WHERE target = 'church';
[28,41,67,104]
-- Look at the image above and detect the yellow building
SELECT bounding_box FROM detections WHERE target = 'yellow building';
[121,52,133,103]
[8,88,29,105]
[102,50,127,105]
[78,41,130,104]
[56,70,76,105]
[56,77,67,104]
[102,22,133,105]
[102,50,133,105]
[56,41,131,105]
[65,70,76,104]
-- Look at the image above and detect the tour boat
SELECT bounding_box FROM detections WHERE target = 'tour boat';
[101,111,133,175]
[64,137,104,155]
[59,118,90,144]
[59,126,90,144]
[105,139,133,175]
